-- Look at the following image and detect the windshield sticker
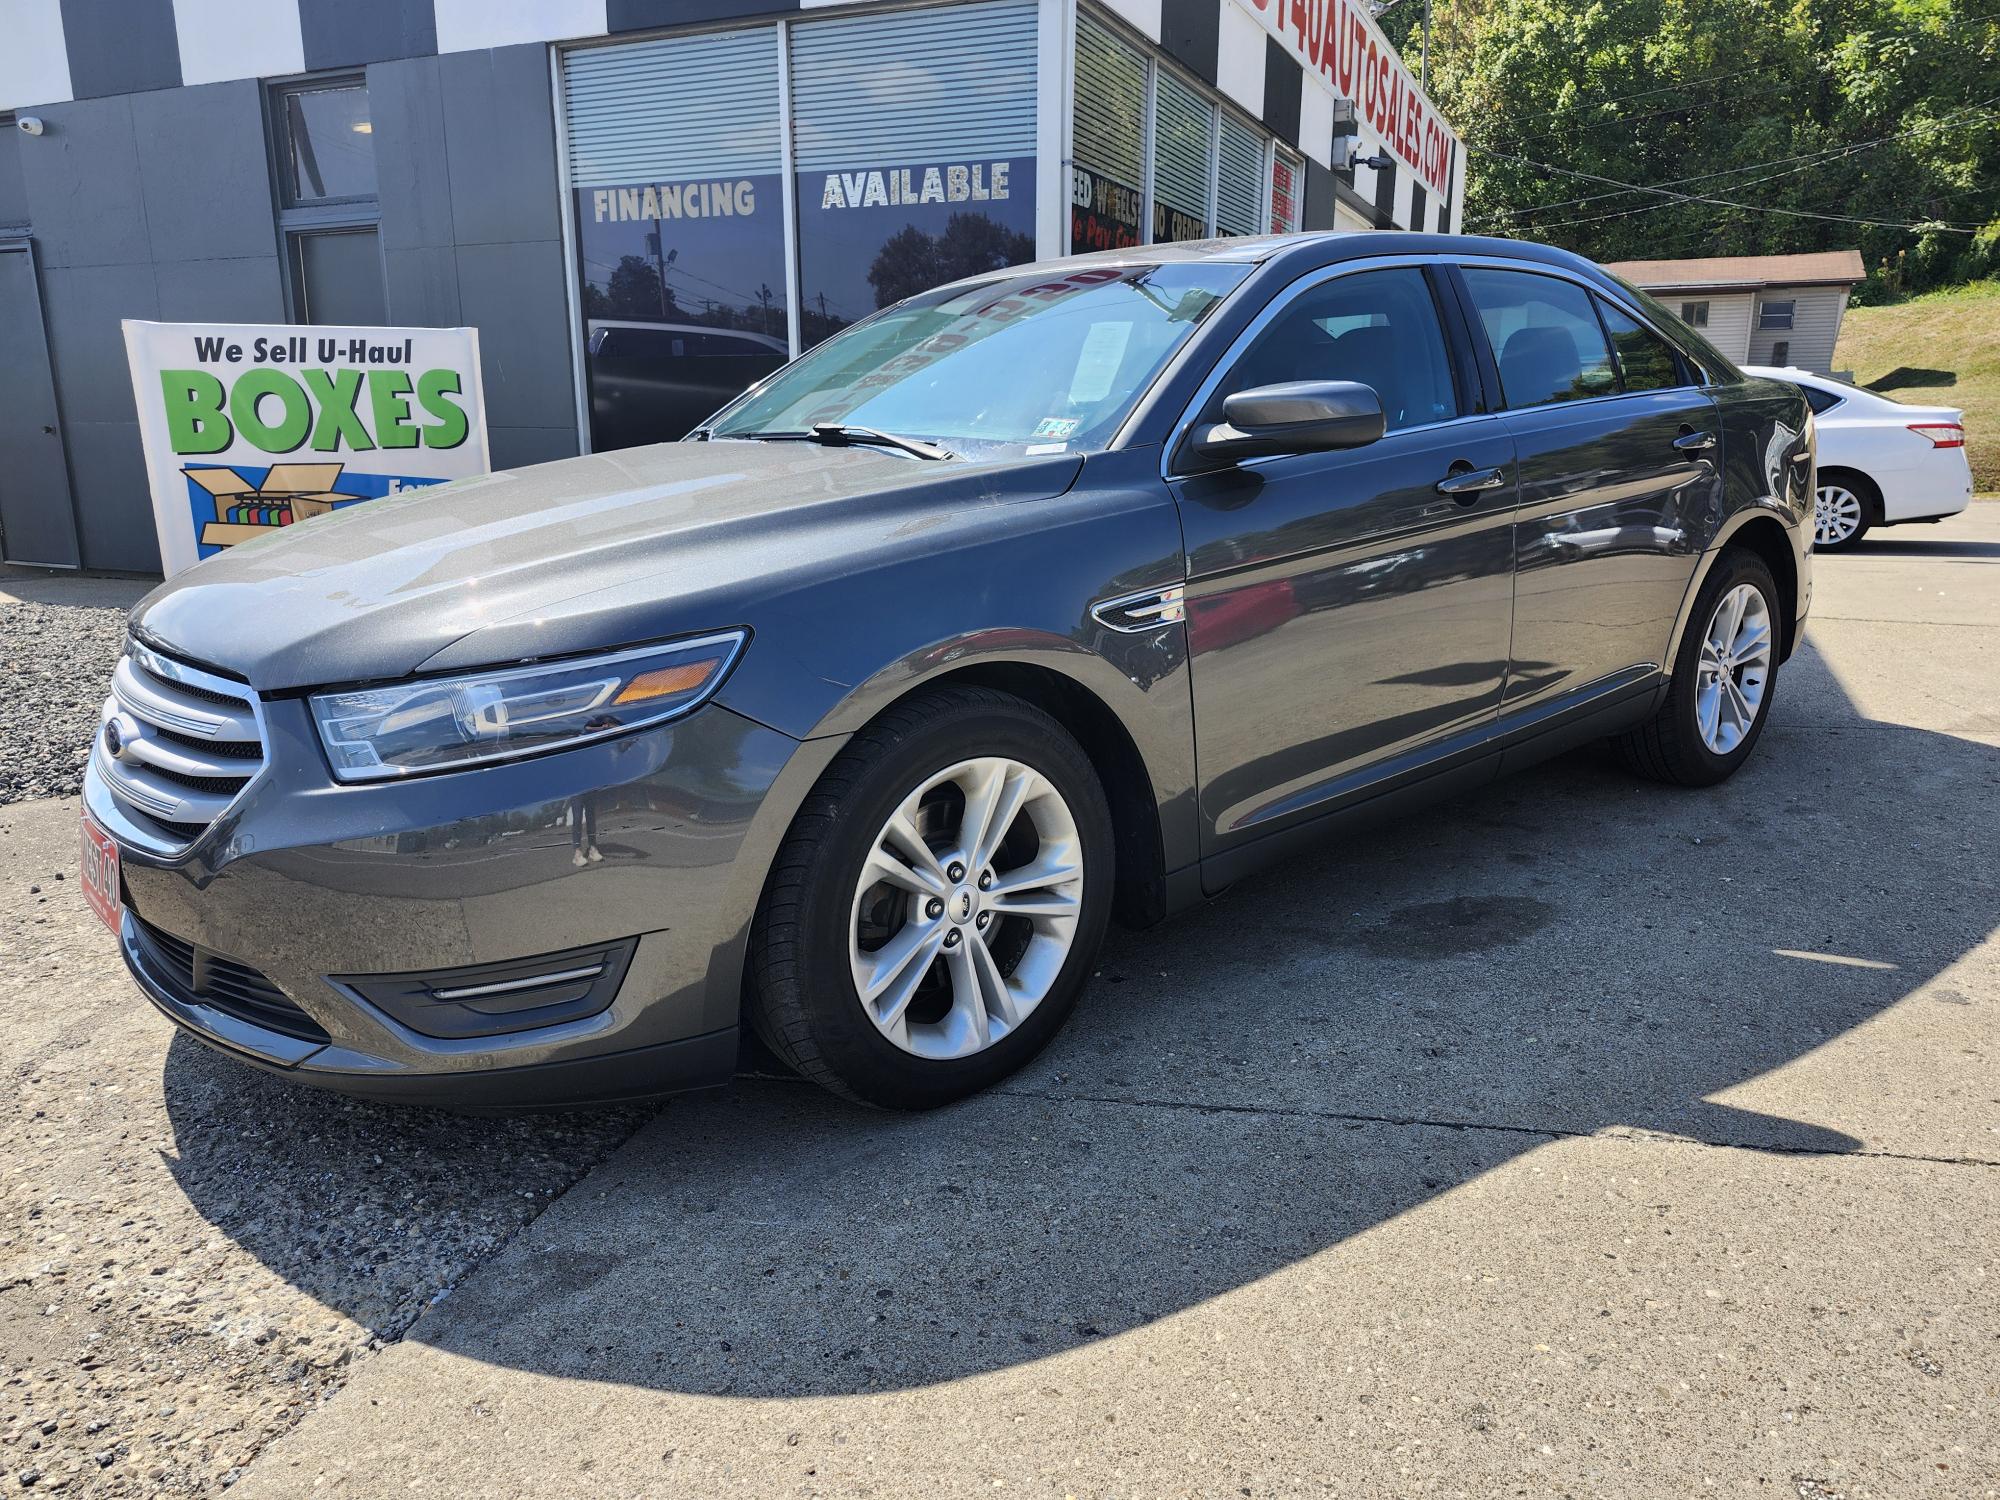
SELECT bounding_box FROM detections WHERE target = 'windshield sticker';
[1068,322,1133,405]
[1025,442,1069,456]
[1032,416,1081,440]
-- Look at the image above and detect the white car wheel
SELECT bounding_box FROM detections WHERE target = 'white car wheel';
[1814,482,1869,550]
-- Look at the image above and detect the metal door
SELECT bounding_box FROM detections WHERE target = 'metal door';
[0,239,80,567]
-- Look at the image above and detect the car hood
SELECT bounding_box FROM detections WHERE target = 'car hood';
[131,440,1084,693]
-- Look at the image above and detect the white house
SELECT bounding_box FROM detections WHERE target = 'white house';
[1604,250,1866,375]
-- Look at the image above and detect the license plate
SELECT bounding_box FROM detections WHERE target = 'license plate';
[80,810,123,936]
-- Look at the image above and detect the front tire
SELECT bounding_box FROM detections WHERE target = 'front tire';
[1619,549,1781,787]
[749,686,1114,1108]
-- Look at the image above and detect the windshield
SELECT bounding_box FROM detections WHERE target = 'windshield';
[706,261,1250,459]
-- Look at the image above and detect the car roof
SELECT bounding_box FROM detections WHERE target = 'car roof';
[939,230,1616,293]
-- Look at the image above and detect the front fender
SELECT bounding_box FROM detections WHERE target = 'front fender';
[709,449,1200,873]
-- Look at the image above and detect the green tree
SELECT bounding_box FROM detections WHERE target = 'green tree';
[1389,0,2000,296]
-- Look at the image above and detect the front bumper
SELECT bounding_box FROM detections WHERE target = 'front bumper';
[91,694,840,1108]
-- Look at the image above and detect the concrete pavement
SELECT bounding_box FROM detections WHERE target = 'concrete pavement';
[2,509,1994,1498]
[229,506,2000,1498]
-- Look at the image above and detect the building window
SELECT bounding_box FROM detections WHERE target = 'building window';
[1679,300,1709,327]
[1270,146,1304,234]
[1071,14,1146,251]
[1214,111,1264,237]
[789,0,1039,349]
[270,75,384,325]
[1150,67,1213,242]
[289,227,387,325]
[563,27,789,449]
[1758,299,1795,330]
[276,80,376,206]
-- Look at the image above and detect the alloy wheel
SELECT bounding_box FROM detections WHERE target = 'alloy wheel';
[1815,484,1863,547]
[848,756,1084,1060]
[1694,582,1773,755]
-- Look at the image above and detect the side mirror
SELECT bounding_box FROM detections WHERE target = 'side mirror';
[1186,380,1386,467]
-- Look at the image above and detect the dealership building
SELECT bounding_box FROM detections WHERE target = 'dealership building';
[0,0,1463,574]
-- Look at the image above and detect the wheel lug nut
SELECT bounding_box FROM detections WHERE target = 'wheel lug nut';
[944,929,961,947]
[977,871,992,890]
[926,898,944,919]
[976,912,990,928]
[947,862,965,881]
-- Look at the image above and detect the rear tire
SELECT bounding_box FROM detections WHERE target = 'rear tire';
[1814,469,1877,551]
[749,686,1114,1108]
[1619,549,1781,787]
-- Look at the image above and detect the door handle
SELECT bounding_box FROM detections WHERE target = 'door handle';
[1435,464,1508,501]
[1672,429,1716,452]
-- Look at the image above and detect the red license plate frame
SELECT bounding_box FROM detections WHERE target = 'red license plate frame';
[80,809,123,936]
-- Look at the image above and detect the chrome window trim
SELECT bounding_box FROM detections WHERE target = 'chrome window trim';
[1152,251,1722,482]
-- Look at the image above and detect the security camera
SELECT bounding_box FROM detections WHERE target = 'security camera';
[17,117,46,136]
[1339,137,1392,172]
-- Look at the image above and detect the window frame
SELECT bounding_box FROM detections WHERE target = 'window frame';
[1164,257,1480,477]
[1441,259,1715,417]
[1593,293,1695,396]
[1758,298,1796,331]
[1450,264,1621,413]
[266,71,384,325]
[1679,300,1709,327]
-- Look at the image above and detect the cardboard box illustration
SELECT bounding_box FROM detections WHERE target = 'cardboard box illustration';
[185,463,363,549]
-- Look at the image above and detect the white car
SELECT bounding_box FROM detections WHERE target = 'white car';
[1745,366,1974,551]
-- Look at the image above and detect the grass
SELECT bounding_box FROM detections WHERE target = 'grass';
[1834,278,2000,493]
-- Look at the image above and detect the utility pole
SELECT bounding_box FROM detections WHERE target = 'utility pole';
[1421,0,1431,89]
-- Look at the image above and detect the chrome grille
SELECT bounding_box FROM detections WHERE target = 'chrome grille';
[93,643,266,853]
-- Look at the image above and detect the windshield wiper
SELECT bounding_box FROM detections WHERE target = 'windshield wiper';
[734,424,953,460]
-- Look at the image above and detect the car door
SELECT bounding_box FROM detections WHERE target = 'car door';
[1452,265,1719,719]
[1169,262,1519,864]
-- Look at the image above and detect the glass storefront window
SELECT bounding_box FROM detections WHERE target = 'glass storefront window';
[789,0,1040,349]
[564,28,790,448]
[1151,69,1212,243]
[1270,146,1304,235]
[1071,15,1145,253]
[1215,111,1263,237]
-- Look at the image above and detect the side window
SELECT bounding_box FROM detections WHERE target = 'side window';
[1460,268,1616,409]
[1597,300,1685,392]
[1218,268,1459,433]
[1802,385,1844,416]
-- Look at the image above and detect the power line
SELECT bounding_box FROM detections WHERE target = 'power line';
[1477,96,2000,225]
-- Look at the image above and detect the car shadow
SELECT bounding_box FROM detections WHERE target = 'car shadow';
[1844,534,2000,559]
[158,639,1999,1396]
[1863,366,1956,394]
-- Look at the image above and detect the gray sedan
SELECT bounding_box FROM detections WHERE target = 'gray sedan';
[84,232,1813,1109]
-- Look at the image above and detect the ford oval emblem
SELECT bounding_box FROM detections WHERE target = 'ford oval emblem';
[103,713,143,763]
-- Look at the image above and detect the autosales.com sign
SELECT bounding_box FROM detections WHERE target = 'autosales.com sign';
[1239,0,1456,196]
[123,321,491,576]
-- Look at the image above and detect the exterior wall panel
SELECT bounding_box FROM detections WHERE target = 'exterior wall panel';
[1748,285,1845,373]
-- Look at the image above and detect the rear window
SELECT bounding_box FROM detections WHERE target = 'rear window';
[1460,267,1616,409]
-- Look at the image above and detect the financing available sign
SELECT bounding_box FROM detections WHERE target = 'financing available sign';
[122,321,490,576]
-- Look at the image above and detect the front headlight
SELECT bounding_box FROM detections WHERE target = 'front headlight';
[310,630,747,783]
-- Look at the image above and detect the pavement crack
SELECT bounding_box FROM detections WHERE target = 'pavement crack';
[991,1085,2000,1168]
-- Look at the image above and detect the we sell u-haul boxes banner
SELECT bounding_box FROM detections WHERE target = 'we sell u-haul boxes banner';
[123,322,490,576]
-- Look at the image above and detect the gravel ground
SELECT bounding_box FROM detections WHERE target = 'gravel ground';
[0,803,656,1496]
[0,599,129,805]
